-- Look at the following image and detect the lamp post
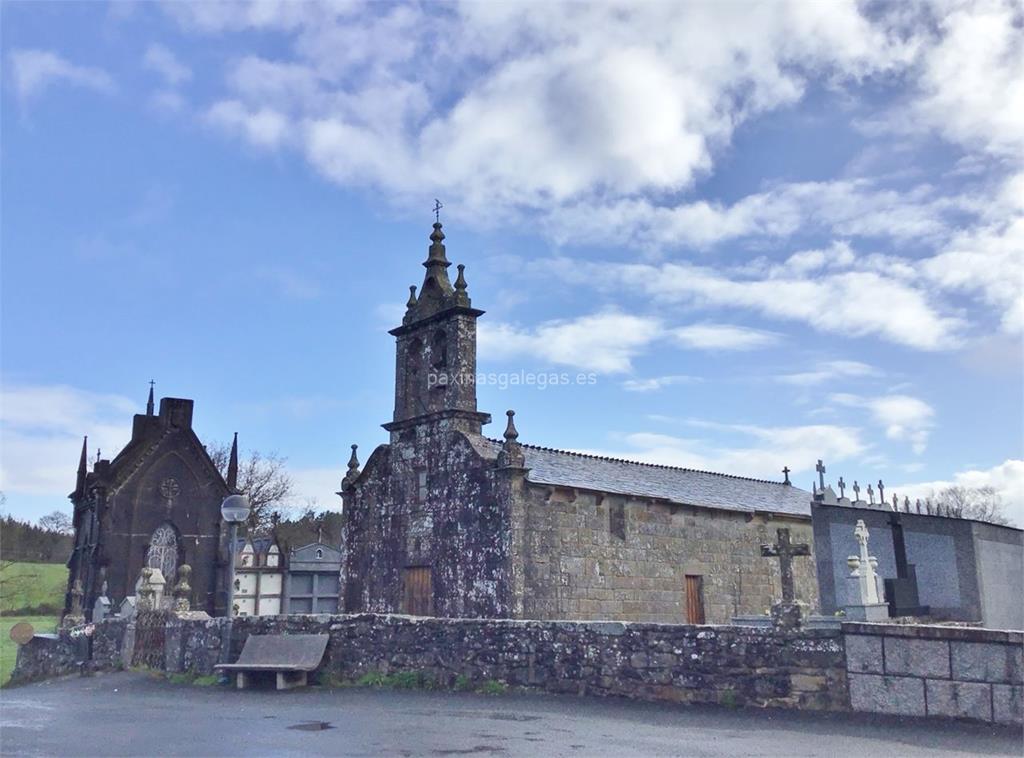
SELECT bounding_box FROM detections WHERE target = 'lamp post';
[220,494,251,617]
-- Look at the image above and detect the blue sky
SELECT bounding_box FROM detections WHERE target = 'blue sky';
[2,1,1022,526]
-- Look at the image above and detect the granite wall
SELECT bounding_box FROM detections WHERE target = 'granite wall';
[811,502,1024,628]
[844,622,1022,724]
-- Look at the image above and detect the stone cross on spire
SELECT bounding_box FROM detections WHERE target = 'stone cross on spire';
[782,466,790,485]
[433,198,443,223]
[853,480,860,501]
[147,380,155,416]
[878,479,885,504]
[838,477,846,499]
[816,459,826,491]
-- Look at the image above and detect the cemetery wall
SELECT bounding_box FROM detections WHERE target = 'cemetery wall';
[174,613,849,711]
[844,622,1022,724]
[11,614,1021,725]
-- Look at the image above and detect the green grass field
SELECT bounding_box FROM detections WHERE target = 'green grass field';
[0,562,67,684]
[0,562,67,614]
[0,615,59,684]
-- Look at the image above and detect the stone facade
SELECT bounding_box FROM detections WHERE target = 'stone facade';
[341,222,819,624]
[66,395,234,619]
[512,486,818,623]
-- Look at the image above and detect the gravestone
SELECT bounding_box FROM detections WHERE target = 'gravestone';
[137,567,166,611]
[93,591,111,623]
[119,596,138,620]
[884,513,929,617]
[844,520,889,621]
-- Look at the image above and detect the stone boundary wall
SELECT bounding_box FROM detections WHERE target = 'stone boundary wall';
[193,615,847,710]
[842,622,1022,724]
[10,614,1021,726]
[9,620,125,685]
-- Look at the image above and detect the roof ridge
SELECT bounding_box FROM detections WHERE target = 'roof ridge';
[485,437,793,487]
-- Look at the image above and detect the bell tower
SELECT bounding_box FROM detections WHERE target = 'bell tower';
[384,221,490,438]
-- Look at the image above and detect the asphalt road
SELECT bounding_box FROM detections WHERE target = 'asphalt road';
[1,672,1020,757]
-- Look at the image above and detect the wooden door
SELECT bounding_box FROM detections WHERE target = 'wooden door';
[685,575,705,624]
[403,567,433,616]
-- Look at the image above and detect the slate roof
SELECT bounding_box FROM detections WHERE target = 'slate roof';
[467,435,812,517]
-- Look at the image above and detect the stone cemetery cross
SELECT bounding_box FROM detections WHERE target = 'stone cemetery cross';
[838,477,846,499]
[816,460,826,490]
[760,528,811,604]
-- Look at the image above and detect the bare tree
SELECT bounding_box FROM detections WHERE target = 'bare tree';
[38,510,73,535]
[207,442,295,531]
[932,485,1009,525]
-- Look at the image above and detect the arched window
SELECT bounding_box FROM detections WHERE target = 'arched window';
[431,330,448,370]
[315,548,324,560]
[147,523,178,583]
[405,337,424,415]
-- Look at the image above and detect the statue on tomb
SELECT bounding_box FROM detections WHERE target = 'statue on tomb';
[62,579,87,628]
[844,520,889,621]
[173,565,192,613]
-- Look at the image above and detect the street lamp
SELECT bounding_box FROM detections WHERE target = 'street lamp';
[221,493,251,618]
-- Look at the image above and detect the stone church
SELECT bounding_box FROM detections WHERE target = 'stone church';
[340,223,819,624]
[65,390,236,618]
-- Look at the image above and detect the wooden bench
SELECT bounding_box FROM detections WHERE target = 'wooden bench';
[214,634,329,690]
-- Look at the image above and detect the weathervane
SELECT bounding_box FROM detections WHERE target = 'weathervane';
[433,198,443,223]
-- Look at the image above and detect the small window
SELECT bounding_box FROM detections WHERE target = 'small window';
[609,501,626,541]
[315,548,323,560]
[417,470,428,502]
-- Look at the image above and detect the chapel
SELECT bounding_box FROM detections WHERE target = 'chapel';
[64,390,236,618]
[339,222,819,624]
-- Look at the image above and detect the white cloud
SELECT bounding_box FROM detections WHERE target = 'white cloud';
[583,422,865,482]
[205,100,291,149]
[831,392,935,454]
[778,360,879,387]
[143,44,192,86]
[622,375,698,393]
[479,312,661,374]
[162,1,1019,338]
[549,256,963,351]
[176,2,918,219]
[7,49,114,102]
[671,324,780,351]
[0,384,135,497]
[895,459,1024,528]
[922,205,1024,336]
[911,2,1024,158]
